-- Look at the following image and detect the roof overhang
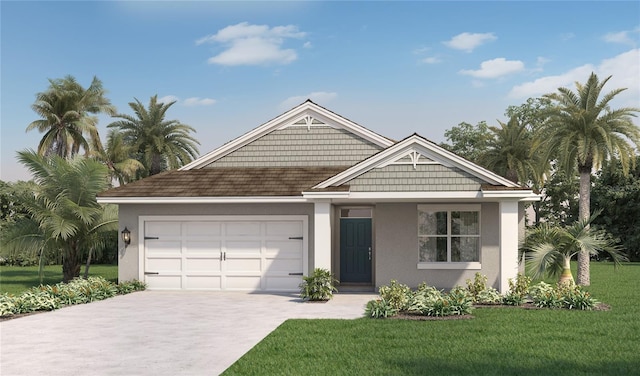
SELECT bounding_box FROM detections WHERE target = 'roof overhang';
[96,196,310,204]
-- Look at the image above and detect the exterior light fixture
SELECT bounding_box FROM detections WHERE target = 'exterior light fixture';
[121,227,131,246]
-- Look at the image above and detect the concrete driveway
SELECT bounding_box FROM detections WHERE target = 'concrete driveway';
[0,291,376,376]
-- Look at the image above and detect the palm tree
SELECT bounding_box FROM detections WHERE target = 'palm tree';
[108,95,200,177]
[0,150,118,282]
[92,129,144,186]
[479,115,546,185]
[26,75,116,158]
[523,217,626,286]
[542,72,640,285]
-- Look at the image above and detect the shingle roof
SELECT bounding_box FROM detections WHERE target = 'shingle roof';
[98,167,350,197]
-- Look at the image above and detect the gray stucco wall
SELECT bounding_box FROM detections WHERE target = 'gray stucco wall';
[117,203,315,283]
[373,202,501,290]
[206,126,383,168]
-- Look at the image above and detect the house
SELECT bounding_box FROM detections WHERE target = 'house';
[97,100,539,294]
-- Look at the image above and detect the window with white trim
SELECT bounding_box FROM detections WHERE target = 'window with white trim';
[418,205,481,264]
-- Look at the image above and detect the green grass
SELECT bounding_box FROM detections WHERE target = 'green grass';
[0,264,118,295]
[224,262,640,376]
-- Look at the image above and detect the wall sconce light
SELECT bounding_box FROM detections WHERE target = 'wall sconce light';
[121,227,131,246]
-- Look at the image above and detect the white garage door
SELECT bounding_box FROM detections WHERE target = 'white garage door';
[142,216,306,291]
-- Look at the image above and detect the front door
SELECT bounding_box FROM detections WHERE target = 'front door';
[340,218,372,283]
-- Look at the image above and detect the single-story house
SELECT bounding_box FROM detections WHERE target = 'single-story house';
[97,100,539,294]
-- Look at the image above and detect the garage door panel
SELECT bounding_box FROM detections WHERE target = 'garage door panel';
[266,221,302,236]
[225,258,261,272]
[226,222,261,236]
[264,258,301,272]
[265,241,301,256]
[226,241,262,254]
[185,221,221,236]
[146,222,182,237]
[146,258,182,272]
[185,275,221,290]
[144,218,305,291]
[185,240,222,254]
[185,257,220,272]
[146,275,181,289]
[146,241,181,255]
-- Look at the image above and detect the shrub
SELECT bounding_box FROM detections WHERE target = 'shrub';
[1,276,146,317]
[13,290,60,313]
[503,292,525,306]
[364,299,398,319]
[446,286,474,316]
[465,272,488,300]
[299,268,338,301]
[378,280,411,311]
[560,285,598,310]
[0,294,17,316]
[508,273,532,298]
[475,287,503,305]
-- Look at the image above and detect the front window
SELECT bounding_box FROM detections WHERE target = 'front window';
[418,205,480,266]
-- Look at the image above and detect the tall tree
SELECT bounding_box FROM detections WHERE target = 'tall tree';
[479,116,543,184]
[92,129,144,186]
[1,151,118,282]
[542,72,640,285]
[440,121,492,162]
[26,75,116,158]
[592,156,640,261]
[108,95,200,177]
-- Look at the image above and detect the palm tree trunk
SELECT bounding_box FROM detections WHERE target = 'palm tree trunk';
[62,244,81,283]
[577,167,591,286]
[559,256,575,287]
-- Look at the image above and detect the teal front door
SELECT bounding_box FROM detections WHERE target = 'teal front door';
[340,218,372,283]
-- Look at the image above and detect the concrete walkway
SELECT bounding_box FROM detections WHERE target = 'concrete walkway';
[0,291,377,376]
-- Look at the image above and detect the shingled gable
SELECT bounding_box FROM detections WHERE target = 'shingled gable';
[180,100,394,170]
[311,133,529,192]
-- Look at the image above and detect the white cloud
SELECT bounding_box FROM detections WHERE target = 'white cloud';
[443,32,496,52]
[509,49,640,102]
[303,41,312,49]
[602,28,638,46]
[183,97,217,107]
[197,22,307,66]
[279,91,338,110]
[157,95,179,104]
[459,58,525,78]
[422,57,442,64]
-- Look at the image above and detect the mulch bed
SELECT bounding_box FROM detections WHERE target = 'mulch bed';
[383,301,611,321]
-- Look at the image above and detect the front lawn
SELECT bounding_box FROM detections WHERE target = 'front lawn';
[0,264,118,295]
[224,262,640,376]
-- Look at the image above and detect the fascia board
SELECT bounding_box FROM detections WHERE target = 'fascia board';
[96,196,309,204]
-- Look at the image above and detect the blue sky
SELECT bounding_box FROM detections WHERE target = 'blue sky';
[2,1,639,181]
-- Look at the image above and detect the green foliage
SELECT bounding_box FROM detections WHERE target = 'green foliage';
[523,217,627,282]
[503,273,531,306]
[529,282,597,310]
[0,276,146,317]
[440,121,492,162]
[26,75,116,158]
[592,156,640,261]
[364,299,398,319]
[538,167,579,226]
[108,95,200,177]
[1,152,118,283]
[370,282,473,318]
[299,268,338,301]
[465,272,488,299]
[378,280,411,311]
